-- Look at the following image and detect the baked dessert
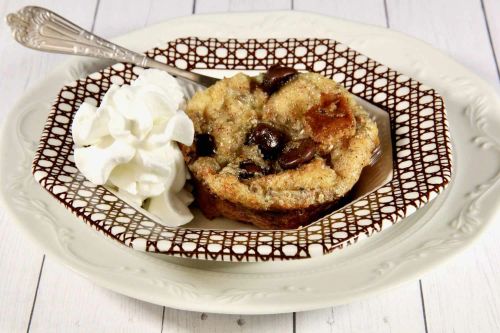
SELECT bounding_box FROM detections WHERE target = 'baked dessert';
[180,66,379,229]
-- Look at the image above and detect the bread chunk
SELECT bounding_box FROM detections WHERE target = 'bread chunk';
[180,68,379,229]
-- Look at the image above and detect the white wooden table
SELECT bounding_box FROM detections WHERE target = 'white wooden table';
[1,0,499,332]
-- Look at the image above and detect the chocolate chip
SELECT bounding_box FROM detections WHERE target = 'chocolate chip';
[246,123,289,160]
[278,138,317,169]
[238,160,266,180]
[249,79,258,93]
[238,171,254,180]
[261,65,298,94]
[239,160,262,173]
[321,153,334,168]
[195,133,216,157]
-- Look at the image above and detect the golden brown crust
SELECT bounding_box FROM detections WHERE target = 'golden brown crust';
[181,71,379,228]
[193,179,337,230]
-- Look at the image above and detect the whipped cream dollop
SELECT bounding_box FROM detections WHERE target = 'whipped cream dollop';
[72,69,195,226]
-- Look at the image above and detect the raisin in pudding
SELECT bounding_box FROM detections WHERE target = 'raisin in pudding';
[181,66,379,229]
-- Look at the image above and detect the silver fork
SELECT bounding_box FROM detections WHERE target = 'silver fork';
[6,6,382,166]
[368,110,382,166]
[5,6,218,87]
[370,144,381,166]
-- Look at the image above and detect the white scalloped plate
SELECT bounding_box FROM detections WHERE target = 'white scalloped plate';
[0,11,499,313]
[31,35,450,261]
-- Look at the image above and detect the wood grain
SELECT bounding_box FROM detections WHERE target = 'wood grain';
[22,1,192,332]
[483,0,500,77]
[0,0,98,121]
[195,0,291,13]
[387,0,499,87]
[0,209,41,333]
[28,258,163,333]
[293,0,387,26]
[292,1,426,331]
[0,0,499,332]
[162,311,293,333]
[0,1,98,332]
[296,282,426,333]
[159,1,294,332]
[420,238,500,333]
[93,0,194,38]
[387,0,500,332]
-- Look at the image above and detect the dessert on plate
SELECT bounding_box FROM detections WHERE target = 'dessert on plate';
[181,66,379,229]
[71,65,379,230]
[71,69,195,226]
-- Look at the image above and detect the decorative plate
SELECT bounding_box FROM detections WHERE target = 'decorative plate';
[31,36,452,262]
[1,11,498,313]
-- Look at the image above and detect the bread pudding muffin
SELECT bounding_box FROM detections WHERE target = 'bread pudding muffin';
[180,66,379,229]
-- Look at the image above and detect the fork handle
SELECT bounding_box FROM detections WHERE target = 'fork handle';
[5,6,218,87]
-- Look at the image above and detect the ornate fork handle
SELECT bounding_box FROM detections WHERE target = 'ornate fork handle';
[5,6,218,87]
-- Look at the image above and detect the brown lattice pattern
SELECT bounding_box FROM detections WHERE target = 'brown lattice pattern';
[32,38,452,261]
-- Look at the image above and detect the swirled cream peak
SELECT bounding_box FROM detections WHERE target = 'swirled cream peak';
[72,69,195,226]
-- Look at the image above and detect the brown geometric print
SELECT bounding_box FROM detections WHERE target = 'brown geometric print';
[32,38,452,262]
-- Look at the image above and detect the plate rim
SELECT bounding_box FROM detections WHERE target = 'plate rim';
[0,10,499,314]
[31,35,452,261]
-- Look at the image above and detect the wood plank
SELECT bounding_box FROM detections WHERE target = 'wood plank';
[387,0,500,332]
[161,2,294,332]
[28,258,163,333]
[0,210,42,333]
[0,1,98,332]
[387,0,499,87]
[0,0,99,122]
[195,0,291,13]
[421,238,500,333]
[293,0,387,27]
[162,311,293,333]
[2,1,497,332]
[26,1,196,332]
[93,0,195,38]
[483,0,500,75]
[292,1,426,331]
[296,282,426,333]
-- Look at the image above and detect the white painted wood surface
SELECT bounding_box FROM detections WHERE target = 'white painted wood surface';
[387,3,500,332]
[0,1,97,332]
[295,283,427,333]
[484,0,500,76]
[29,259,163,333]
[294,0,387,26]
[291,2,426,331]
[162,311,293,333]
[0,0,498,332]
[196,0,291,13]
